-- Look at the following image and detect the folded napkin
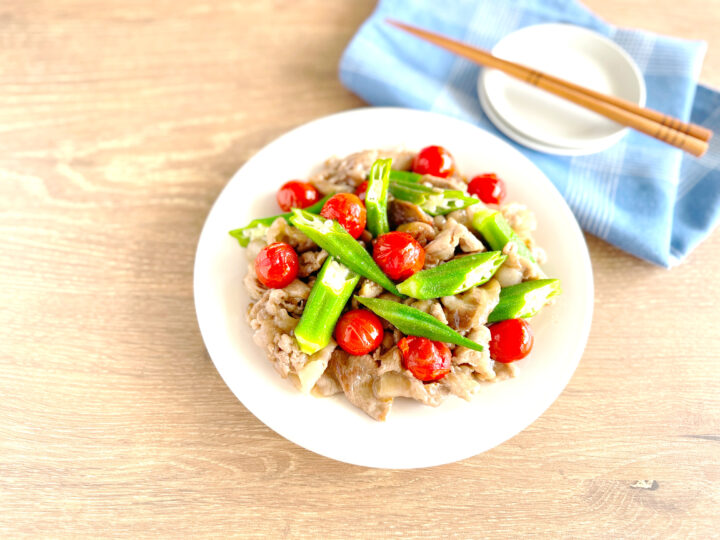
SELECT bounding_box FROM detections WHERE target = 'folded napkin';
[339,0,720,267]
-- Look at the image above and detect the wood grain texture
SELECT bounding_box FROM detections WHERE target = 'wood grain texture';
[1,0,718,537]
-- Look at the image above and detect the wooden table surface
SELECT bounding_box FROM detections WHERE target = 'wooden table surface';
[2,1,718,537]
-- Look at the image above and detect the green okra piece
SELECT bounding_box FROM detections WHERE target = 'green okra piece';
[487,279,561,323]
[294,257,360,355]
[228,194,332,247]
[388,183,479,216]
[365,158,391,237]
[397,251,507,300]
[355,296,484,352]
[471,208,536,262]
[288,208,402,297]
[388,170,422,183]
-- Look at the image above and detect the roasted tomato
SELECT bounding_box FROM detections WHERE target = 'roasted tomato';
[373,231,425,281]
[468,173,506,205]
[412,145,455,178]
[354,180,368,202]
[276,180,321,211]
[334,309,384,355]
[254,242,299,289]
[488,319,534,363]
[320,193,367,239]
[398,336,451,382]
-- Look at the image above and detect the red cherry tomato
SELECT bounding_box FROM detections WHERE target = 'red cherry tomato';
[489,319,534,363]
[254,242,299,289]
[334,309,384,355]
[468,173,506,205]
[412,145,455,178]
[398,336,451,382]
[276,180,320,212]
[355,181,368,202]
[373,232,425,281]
[320,193,367,239]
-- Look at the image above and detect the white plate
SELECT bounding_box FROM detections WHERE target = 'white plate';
[479,80,614,156]
[481,23,646,150]
[194,107,594,469]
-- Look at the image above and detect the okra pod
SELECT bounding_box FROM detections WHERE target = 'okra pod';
[294,257,360,354]
[388,170,422,183]
[365,158,391,237]
[389,183,479,216]
[355,296,484,351]
[229,194,332,247]
[288,208,402,296]
[487,279,561,323]
[397,251,506,299]
[471,208,536,262]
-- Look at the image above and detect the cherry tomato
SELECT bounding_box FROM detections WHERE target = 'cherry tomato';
[355,181,368,202]
[320,193,367,239]
[488,319,534,363]
[412,145,455,178]
[276,180,320,212]
[254,242,299,289]
[373,232,425,281]
[398,336,451,382]
[468,173,506,205]
[334,309,384,355]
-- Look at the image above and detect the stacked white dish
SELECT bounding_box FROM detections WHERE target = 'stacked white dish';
[478,23,646,155]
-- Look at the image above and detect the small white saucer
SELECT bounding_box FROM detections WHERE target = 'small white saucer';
[479,23,646,154]
[479,80,615,156]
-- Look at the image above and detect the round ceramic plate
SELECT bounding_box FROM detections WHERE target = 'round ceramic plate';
[481,23,646,151]
[194,107,594,469]
[479,81,613,156]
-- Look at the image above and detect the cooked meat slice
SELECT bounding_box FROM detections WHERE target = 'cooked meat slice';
[265,217,316,253]
[396,221,436,246]
[502,241,546,282]
[386,150,415,171]
[500,203,548,265]
[493,361,518,381]
[247,283,314,377]
[494,261,524,287]
[424,218,485,267]
[420,174,467,191]
[311,370,343,397]
[357,278,384,298]
[440,365,483,400]
[243,263,267,301]
[501,203,536,240]
[441,279,501,334]
[373,371,449,407]
[245,239,265,262]
[289,341,337,393]
[310,149,415,194]
[330,350,392,421]
[452,325,495,380]
[358,229,373,245]
[375,328,404,354]
[388,200,433,229]
[375,346,403,375]
[297,249,328,278]
[408,299,448,325]
[446,203,485,228]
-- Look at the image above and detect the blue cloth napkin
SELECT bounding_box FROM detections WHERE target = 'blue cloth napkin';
[339,0,720,267]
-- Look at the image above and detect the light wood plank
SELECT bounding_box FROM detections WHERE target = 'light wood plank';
[1,0,718,537]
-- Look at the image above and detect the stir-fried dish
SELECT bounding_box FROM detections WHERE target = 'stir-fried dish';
[229,145,561,421]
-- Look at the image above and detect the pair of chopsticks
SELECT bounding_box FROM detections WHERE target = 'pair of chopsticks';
[387,20,712,157]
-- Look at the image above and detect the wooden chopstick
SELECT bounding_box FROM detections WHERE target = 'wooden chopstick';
[387,19,711,157]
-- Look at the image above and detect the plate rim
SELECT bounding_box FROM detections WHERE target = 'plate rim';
[193,106,595,468]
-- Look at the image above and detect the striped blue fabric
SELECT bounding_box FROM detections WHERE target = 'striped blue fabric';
[339,0,720,267]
